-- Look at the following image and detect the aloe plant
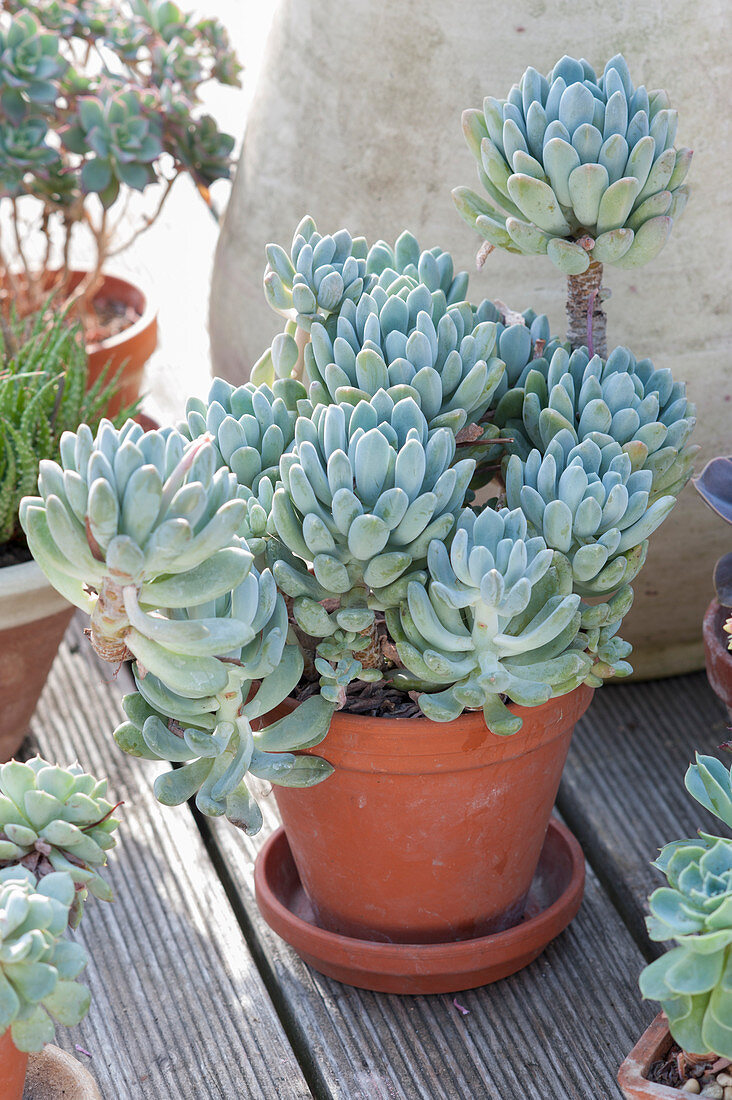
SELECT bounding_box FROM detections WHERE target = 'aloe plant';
[454,53,692,357]
[640,755,732,1059]
[0,304,130,548]
[0,755,121,1052]
[20,194,694,828]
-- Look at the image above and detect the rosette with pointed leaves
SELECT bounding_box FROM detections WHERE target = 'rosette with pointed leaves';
[61,89,162,207]
[168,112,235,189]
[387,506,591,733]
[455,53,691,273]
[271,395,474,679]
[0,757,119,927]
[0,116,60,195]
[263,216,374,333]
[180,376,304,557]
[640,833,732,1056]
[113,566,336,834]
[299,278,506,436]
[504,430,675,596]
[365,232,470,305]
[0,11,67,125]
[19,419,253,681]
[495,343,698,500]
[0,870,89,1052]
[685,754,732,831]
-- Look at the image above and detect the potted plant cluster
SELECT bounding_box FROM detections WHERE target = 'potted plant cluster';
[18,52,697,993]
[693,458,732,719]
[0,0,240,414]
[0,305,131,762]
[0,754,121,1100]
[618,753,732,1097]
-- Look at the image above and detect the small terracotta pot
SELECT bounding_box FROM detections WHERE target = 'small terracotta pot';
[618,1013,687,1097]
[0,1028,29,1100]
[0,559,73,761]
[271,683,594,944]
[79,272,157,418]
[703,599,732,720]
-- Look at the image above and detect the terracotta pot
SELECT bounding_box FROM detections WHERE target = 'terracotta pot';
[703,599,732,720]
[617,1013,686,1098]
[271,683,594,943]
[0,1028,29,1100]
[24,1044,102,1100]
[0,559,73,761]
[77,272,157,418]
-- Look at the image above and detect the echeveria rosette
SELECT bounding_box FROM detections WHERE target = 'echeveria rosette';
[180,375,305,559]
[685,754,732,832]
[271,395,474,692]
[454,53,692,274]
[640,834,732,1059]
[0,870,89,1053]
[0,757,119,927]
[262,216,374,337]
[495,343,698,502]
[0,117,61,197]
[504,431,676,597]
[298,277,506,438]
[114,569,335,834]
[365,231,470,306]
[167,112,235,189]
[61,89,163,207]
[19,419,253,685]
[387,506,591,733]
[0,11,67,125]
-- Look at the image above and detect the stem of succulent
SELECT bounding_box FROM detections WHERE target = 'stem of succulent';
[566,261,607,358]
[88,578,131,663]
[351,618,382,671]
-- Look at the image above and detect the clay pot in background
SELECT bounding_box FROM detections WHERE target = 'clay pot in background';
[703,599,732,721]
[0,560,74,762]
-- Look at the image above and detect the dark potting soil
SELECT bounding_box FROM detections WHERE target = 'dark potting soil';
[0,540,32,568]
[646,1043,718,1089]
[294,676,423,719]
[85,297,140,347]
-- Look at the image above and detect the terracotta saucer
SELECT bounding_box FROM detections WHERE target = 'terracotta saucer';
[254,819,585,994]
[24,1044,101,1099]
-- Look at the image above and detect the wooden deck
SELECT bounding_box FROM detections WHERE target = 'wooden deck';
[21,618,729,1100]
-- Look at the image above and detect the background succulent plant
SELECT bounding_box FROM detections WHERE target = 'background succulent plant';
[0,757,119,926]
[0,305,130,549]
[0,870,89,1052]
[640,754,732,1059]
[0,1,240,318]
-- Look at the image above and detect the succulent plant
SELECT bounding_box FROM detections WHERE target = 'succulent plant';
[0,305,130,548]
[0,1,239,316]
[0,11,66,125]
[270,395,474,684]
[0,757,119,927]
[504,432,675,595]
[454,53,691,275]
[495,343,698,500]
[297,277,506,437]
[0,870,90,1052]
[263,216,374,335]
[365,231,470,305]
[387,506,590,732]
[694,456,732,646]
[640,754,732,1059]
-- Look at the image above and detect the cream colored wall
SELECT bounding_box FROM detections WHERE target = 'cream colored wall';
[209,0,732,677]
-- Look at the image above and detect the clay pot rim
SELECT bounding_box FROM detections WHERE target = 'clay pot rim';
[703,598,732,665]
[617,1012,686,1097]
[255,818,585,965]
[270,683,595,762]
[0,557,71,630]
[62,267,157,355]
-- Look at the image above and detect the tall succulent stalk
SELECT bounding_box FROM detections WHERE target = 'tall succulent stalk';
[566,261,607,357]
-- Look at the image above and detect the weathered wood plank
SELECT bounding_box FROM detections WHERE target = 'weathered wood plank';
[558,671,731,955]
[25,623,312,1100]
[203,788,653,1099]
